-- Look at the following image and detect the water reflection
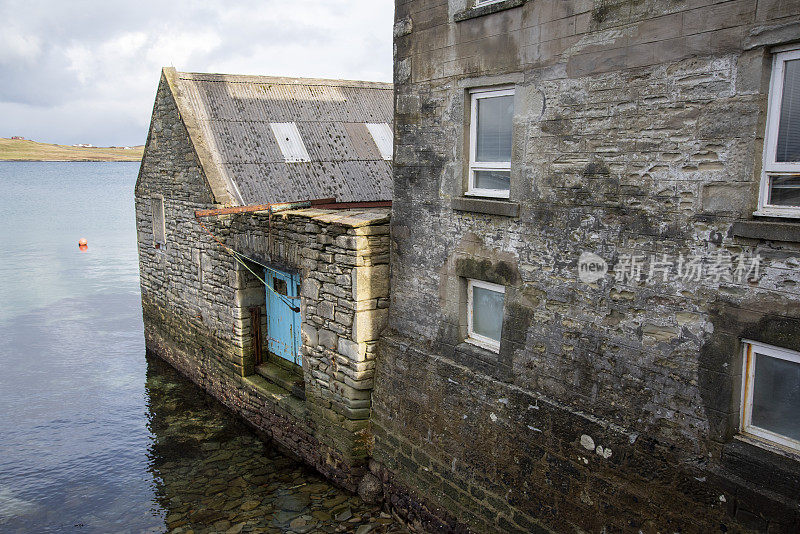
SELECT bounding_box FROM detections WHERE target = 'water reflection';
[0,289,156,533]
[0,163,405,533]
[144,355,405,534]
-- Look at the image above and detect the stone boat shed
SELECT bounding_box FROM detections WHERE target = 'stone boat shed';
[135,67,393,490]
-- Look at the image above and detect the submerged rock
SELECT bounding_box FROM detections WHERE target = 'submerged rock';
[335,507,353,521]
[357,473,383,504]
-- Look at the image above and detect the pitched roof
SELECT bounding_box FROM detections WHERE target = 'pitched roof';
[163,67,394,206]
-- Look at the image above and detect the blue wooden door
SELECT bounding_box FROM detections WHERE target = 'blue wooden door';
[264,267,302,366]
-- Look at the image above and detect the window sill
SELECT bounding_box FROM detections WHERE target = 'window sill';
[753,206,800,218]
[730,220,800,243]
[454,0,527,22]
[734,433,800,462]
[466,337,500,353]
[454,341,501,367]
[718,434,800,501]
[452,197,520,217]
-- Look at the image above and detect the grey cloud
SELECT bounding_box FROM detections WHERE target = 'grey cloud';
[0,0,393,146]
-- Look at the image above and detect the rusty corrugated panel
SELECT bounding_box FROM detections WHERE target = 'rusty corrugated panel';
[313,200,392,209]
[175,71,393,205]
[195,198,336,218]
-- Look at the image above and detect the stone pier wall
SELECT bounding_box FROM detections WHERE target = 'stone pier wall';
[228,208,391,472]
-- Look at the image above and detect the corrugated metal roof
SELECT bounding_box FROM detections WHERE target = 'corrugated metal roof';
[174,71,393,205]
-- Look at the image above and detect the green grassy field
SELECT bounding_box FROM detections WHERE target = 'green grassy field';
[0,138,144,161]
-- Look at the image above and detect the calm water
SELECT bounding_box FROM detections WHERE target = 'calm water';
[0,162,401,534]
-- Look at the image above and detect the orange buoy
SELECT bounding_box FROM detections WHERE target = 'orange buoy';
[78,238,87,247]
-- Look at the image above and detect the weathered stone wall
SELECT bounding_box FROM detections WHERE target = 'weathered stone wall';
[373,0,800,532]
[228,208,391,471]
[136,72,391,491]
[135,71,236,370]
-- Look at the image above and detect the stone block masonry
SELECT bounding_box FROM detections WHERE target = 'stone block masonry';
[371,0,800,532]
[139,206,391,490]
[135,69,392,492]
[228,208,391,465]
[136,3,800,530]
[139,207,390,491]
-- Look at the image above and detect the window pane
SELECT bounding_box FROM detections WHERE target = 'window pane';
[776,59,800,163]
[751,352,800,442]
[274,278,287,296]
[474,170,510,191]
[472,285,504,342]
[769,175,800,206]
[476,95,513,162]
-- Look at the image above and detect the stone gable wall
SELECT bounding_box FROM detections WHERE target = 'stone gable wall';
[372,0,800,532]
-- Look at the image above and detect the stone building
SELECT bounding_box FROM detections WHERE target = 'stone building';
[135,67,393,490]
[369,0,800,532]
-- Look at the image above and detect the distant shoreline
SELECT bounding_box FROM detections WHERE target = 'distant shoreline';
[0,138,144,162]
[0,159,142,162]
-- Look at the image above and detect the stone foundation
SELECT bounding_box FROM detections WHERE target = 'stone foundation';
[372,334,800,532]
[142,299,363,489]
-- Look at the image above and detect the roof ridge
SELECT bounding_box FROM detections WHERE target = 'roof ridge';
[176,71,392,89]
[192,119,393,123]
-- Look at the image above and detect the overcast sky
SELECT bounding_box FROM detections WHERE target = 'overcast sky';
[0,1,394,146]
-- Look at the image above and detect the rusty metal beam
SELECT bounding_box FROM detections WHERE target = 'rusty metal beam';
[195,204,270,217]
[195,197,337,218]
[309,198,339,206]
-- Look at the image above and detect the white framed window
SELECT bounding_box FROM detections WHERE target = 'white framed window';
[475,0,505,6]
[468,87,514,198]
[466,279,505,352]
[740,340,800,452]
[152,195,165,246]
[757,47,800,217]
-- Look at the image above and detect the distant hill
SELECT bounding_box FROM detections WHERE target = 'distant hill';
[0,138,144,162]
